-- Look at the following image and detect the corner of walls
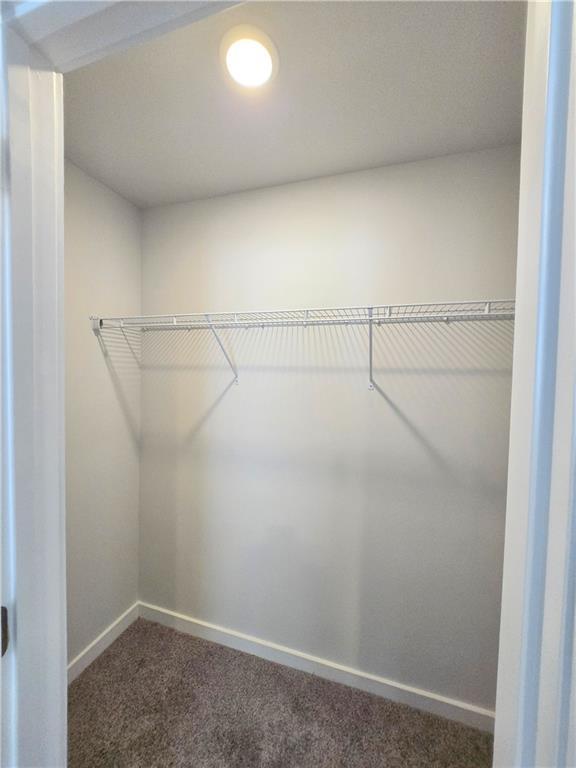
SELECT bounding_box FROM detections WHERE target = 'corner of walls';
[136,199,145,611]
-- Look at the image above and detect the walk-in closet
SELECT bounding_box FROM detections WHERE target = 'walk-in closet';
[63,3,526,766]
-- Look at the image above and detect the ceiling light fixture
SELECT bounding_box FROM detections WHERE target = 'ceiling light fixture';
[221,26,278,89]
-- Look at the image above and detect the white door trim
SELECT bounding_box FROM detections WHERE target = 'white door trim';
[493,2,575,766]
[5,0,238,73]
[1,23,67,768]
[25,43,68,768]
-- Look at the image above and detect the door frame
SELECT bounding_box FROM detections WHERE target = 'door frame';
[1,2,574,766]
[1,19,67,768]
[493,4,575,767]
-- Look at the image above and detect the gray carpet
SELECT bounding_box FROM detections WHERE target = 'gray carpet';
[68,619,493,768]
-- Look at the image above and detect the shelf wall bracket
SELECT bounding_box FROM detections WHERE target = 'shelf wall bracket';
[90,316,109,357]
[91,316,102,336]
[205,314,239,384]
[368,307,375,390]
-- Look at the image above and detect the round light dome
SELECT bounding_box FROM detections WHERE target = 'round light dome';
[221,27,278,89]
[226,38,273,87]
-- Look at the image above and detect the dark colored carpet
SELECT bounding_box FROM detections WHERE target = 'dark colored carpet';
[68,619,493,768]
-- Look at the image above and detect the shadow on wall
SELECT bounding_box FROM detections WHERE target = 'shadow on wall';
[95,319,514,497]
[96,318,514,463]
[96,326,142,448]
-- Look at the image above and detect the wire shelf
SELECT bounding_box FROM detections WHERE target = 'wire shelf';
[92,299,514,389]
[91,299,515,333]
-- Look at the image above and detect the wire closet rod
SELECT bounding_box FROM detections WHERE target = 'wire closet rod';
[91,299,515,389]
[91,299,515,333]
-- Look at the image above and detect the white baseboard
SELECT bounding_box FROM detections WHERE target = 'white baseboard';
[139,601,495,733]
[67,602,139,683]
[68,600,494,732]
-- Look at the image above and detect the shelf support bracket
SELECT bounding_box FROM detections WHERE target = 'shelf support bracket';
[368,307,375,390]
[205,314,238,384]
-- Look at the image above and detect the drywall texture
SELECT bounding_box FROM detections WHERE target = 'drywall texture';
[65,161,141,662]
[139,145,519,711]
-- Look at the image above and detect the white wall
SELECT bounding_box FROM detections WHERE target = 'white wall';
[65,161,141,662]
[139,145,519,711]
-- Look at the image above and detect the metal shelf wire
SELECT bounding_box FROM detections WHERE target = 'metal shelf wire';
[92,299,514,332]
[91,299,515,388]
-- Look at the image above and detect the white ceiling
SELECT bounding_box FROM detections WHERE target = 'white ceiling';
[64,1,526,208]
